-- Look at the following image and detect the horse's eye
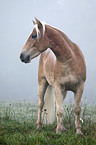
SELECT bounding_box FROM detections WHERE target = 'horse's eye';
[32,34,37,39]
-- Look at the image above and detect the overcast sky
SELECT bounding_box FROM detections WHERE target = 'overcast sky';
[0,0,96,104]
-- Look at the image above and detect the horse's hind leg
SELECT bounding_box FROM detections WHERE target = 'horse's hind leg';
[74,83,84,135]
[37,79,48,129]
[61,91,67,131]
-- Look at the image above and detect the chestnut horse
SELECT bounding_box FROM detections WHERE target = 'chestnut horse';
[20,18,86,135]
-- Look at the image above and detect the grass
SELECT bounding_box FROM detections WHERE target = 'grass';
[0,102,96,145]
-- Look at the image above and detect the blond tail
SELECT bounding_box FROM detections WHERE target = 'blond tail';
[42,85,55,124]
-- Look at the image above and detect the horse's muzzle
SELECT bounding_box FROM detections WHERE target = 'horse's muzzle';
[20,52,30,63]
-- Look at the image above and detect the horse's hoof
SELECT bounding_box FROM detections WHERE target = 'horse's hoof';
[37,123,42,130]
[76,129,83,136]
[56,128,61,135]
[61,126,67,132]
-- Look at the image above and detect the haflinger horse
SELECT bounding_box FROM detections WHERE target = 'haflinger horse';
[20,18,86,135]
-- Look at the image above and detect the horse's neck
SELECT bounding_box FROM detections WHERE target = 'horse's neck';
[46,25,72,62]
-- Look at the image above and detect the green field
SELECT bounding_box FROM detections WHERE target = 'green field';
[0,102,96,145]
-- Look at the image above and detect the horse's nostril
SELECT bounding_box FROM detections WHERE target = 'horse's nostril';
[20,53,25,62]
[20,53,23,59]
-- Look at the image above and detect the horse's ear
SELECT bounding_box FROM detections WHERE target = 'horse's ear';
[32,20,36,25]
[35,17,42,29]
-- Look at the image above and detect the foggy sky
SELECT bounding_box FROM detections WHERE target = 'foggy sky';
[0,0,96,104]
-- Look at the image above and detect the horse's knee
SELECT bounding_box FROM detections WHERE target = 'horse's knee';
[38,99,44,109]
[56,105,63,116]
[74,106,81,115]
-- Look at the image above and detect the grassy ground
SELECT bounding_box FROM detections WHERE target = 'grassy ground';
[0,102,96,145]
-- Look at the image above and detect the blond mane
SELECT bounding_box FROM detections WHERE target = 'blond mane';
[34,21,46,40]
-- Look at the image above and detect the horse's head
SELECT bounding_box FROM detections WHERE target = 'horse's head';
[20,18,49,63]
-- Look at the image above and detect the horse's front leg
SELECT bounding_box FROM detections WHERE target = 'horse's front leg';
[54,85,66,134]
[37,79,48,130]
